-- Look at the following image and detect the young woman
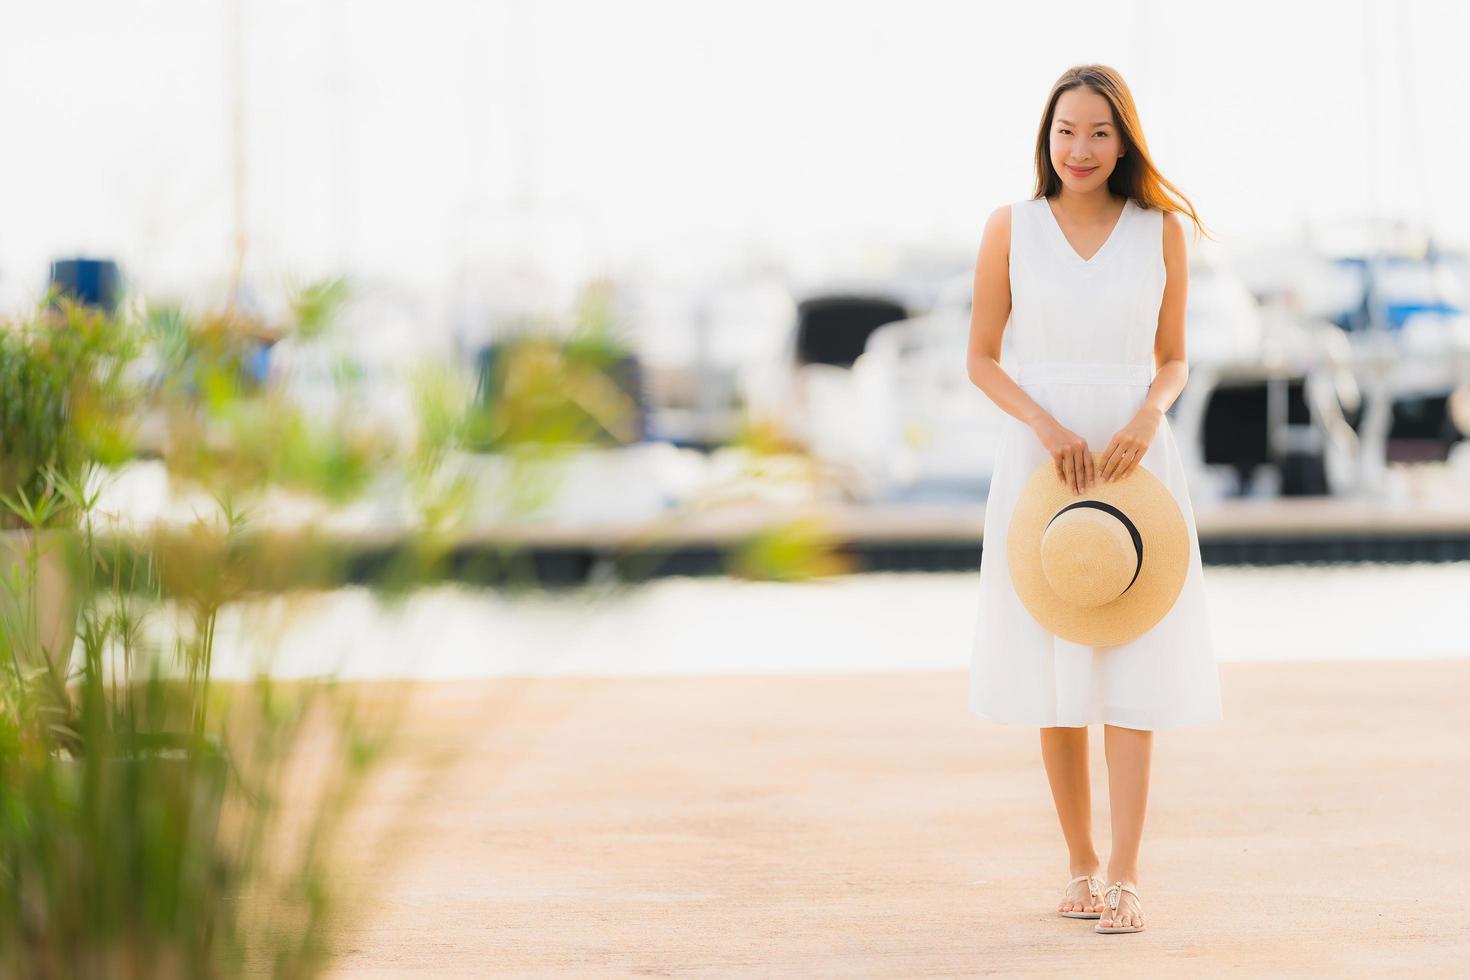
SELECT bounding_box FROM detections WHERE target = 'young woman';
[965,65,1222,935]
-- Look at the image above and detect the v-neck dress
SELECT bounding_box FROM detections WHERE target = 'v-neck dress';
[967,196,1224,731]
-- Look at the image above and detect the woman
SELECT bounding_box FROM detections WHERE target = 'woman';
[965,65,1223,935]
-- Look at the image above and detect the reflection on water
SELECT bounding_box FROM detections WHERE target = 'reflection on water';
[197,563,1470,680]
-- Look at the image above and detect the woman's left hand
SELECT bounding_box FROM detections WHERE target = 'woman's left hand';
[1100,407,1164,482]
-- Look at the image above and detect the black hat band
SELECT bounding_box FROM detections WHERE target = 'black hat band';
[1046,500,1144,594]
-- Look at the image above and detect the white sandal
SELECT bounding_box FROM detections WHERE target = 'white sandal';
[1057,874,1105,918]
[1095,880,1145,933]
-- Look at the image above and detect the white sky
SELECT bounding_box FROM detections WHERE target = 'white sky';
[0,0,1465,319]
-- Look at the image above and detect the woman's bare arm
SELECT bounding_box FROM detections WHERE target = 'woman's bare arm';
[965,205,1051,429]
[1096,210,1190,483]
[1144,210,1190,416]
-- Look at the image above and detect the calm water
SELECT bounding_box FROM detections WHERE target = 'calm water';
[201,562,1470,680]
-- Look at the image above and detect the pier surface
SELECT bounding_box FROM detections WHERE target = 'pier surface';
[323,659,1469,977]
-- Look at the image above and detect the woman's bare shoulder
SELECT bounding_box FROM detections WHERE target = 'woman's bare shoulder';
[982,202,1014,255]
[990,200,1024,224]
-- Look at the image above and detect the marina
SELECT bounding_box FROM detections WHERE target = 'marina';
[1,4,1466,975]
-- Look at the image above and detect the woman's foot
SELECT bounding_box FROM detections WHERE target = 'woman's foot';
[1096,880,1145,932]
[1057,873,1105,915]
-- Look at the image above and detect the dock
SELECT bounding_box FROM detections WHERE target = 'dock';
[101,495,1470,592]
[409,496,1470,584]
[319,659,1470,976]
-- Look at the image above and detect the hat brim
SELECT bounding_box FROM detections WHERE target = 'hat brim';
[1006,451,1189,647]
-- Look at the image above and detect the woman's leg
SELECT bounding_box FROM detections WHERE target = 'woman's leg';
[1101,723,1153,928]
[1039,725,1101,912]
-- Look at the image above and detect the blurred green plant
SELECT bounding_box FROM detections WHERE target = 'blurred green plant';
[0,294,138,531]
[140,301,389,507]
[284,276,351,343]
[0,281,438,977]
[0,268,847,976]
[465,331,642,451]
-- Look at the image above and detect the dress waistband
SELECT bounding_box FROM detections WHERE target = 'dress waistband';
[1014,361,1153,387]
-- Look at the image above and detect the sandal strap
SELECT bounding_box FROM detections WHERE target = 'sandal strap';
[1104,881,1142,911]
[1064,874,1105,908]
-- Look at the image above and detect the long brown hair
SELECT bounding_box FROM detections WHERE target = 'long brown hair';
[1033,64,1213,244]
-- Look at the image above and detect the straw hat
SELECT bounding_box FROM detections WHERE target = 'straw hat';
[1006,451,1188,647]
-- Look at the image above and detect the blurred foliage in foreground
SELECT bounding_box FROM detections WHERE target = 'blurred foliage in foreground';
[0,272,843,976]
[0,284,444,977]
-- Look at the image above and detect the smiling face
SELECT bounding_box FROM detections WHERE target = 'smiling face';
[1049,86,1125,190]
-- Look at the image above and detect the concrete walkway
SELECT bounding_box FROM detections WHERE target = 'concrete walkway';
[324,660,1469,977]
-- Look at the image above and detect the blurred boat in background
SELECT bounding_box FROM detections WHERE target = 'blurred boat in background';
[714,243,1466,510]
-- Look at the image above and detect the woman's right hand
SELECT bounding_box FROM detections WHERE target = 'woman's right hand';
[1031,415,1095,495]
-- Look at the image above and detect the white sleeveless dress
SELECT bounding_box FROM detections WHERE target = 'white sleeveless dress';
[968,196,1224,731]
